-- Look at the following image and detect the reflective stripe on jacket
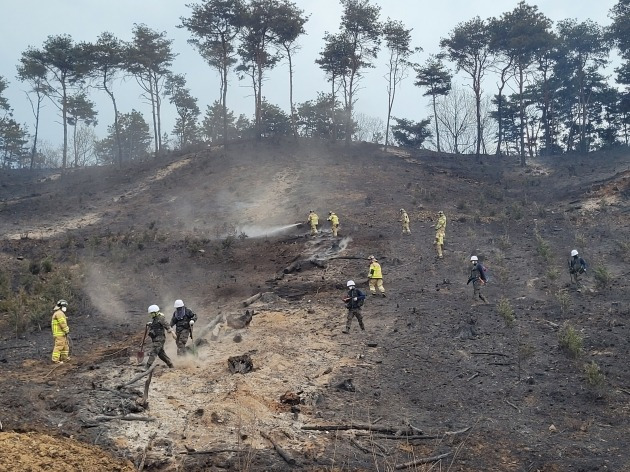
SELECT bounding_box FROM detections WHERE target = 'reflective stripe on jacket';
[436,215,446,231]
[51,309,69,337]
[369,262,382,279]
[328,213,339,225]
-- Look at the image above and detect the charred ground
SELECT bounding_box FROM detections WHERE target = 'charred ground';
[0,139,629,471]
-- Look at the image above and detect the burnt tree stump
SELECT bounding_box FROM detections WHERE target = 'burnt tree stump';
[228,354,253,374]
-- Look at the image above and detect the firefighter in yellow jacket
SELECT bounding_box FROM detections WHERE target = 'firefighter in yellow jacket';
[51,299,70,364]
[327,211,340,237]
[399,209,410,234]
[307,210,319,236]
[368,255,386,297]
[433,211,447,258]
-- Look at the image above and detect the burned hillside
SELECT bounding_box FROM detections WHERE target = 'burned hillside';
[0,140,629,471]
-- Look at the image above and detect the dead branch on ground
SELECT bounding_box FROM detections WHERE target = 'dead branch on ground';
[241,292,261,307]
[356,426,470,440]
[116,364,157,389]
[0,344,30,351]
[92,414,156,422]
[394,452,452,470]
[138,367,155,408]
[350,438,386,457]
[302,423,416,435]
[470,352,509,357]
[260,431,296,465]
[179,449,240,455]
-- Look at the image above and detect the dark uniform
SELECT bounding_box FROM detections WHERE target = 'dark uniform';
[147,312,174,369]
[343,287,366,333]
[469,260,488,303]
[170,306,198,355]
[569,255,587,288]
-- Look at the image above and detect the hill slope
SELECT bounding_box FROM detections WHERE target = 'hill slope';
[0,140,629,471]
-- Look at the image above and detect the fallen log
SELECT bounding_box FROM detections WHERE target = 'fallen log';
[241,292,262,307]
[179,449,240,455]
[0,344,30,351]
[328,256,370,261]
[470,352,508,357]
[139,367,155,408]
[283,260,302,274]
[260,431,296,465]
[92,414,156,422]
[193,313,224,344]
[309,258,327,269]
[302,423,416,435]
[394,451,452,470]
[350,438,386,457]
[116,364,157,389]
[356,426,470,440]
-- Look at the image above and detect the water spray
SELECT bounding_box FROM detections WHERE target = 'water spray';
[235,223,301,238]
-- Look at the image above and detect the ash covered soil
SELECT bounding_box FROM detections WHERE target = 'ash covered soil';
[0,139,629,471]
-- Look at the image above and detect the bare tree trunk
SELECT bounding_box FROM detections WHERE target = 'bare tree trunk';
[518,65,526,167]
[432,94,440,153]
[62,82,68,169]
[286,48,298,140]
[30,98,41,170]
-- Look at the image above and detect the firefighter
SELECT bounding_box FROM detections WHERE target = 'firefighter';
[368,255,386,297]
[399,209,410,234]
[327,211,340,237]
[433,210,447,258]
[568,249,587,290]
[51,299,70,364]
[145,304,175,370]
[307,210,319,236]
[467,256,488,303]
[342,280,366,333]
[170,299,198,356]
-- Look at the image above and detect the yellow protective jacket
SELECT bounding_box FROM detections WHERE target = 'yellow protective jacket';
[401,212,409,224]
[51,309,70,337]
[308,212,319,225]
[328,213,339,225]
[436,214,446,232]
[368,261,383,279]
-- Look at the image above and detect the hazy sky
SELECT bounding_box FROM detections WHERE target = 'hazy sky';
[0,0,619,149]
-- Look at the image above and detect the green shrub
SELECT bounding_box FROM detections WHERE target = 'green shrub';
[593,265,612,289]
[558,322,583,358]
[583,361,605,388]
[535,232,551,262]
[555,289,571,314]
[546,267,560,282]
[41,257,53,273]
[497,298,516,327]
[28,261,40,275]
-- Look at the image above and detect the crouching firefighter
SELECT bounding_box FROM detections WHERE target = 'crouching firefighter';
[145,304,175,370]
[171,299,198,356]
[342,280,366,334]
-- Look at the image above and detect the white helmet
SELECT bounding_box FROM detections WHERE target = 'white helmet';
[148,304,160,314]
[347,280,355,287]
[570,249,578,257]
[174,299,184,308]
[400,208,405,213]
[470,255,478,262]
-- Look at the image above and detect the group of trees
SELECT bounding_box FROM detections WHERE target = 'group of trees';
[1,0,630,169]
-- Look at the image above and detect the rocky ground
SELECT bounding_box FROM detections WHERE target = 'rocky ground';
[0,139,629,471]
